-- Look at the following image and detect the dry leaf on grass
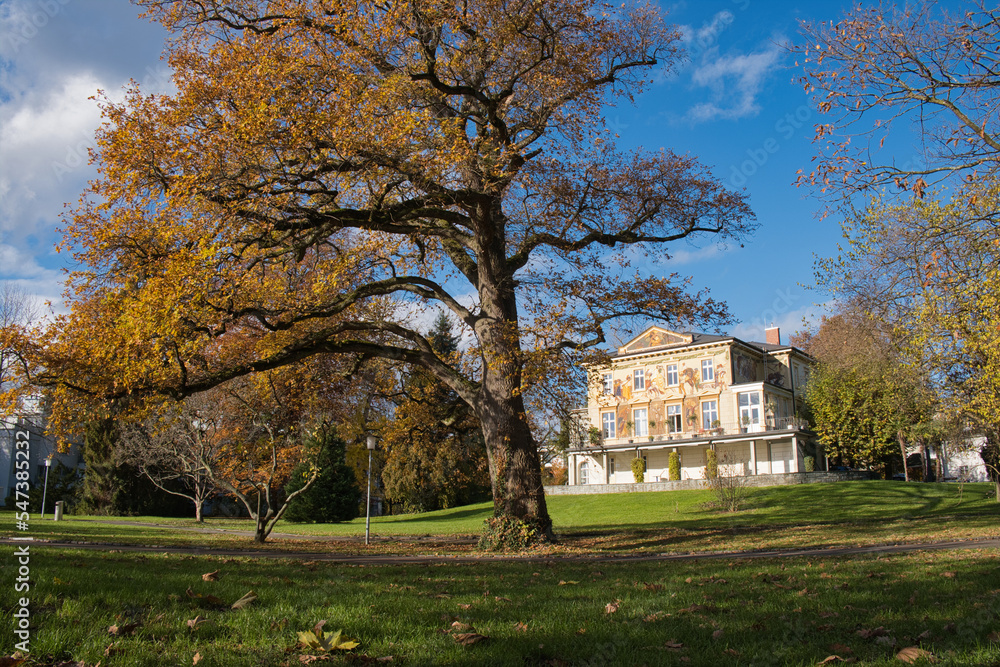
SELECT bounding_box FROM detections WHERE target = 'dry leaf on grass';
[231,591,257,610]
[513,622,528,632]
[664,641,684,651]
[604,600,620,614]
[108,622,141,637]
[0,658,25,667]
[712,629,725,640]
[453,633,488,646]
[896,646,935,664]
[817,656,856,665]
[558,580,578,586]
[192,652,202,665]
[201,571,219,582]
[187,616,210,630]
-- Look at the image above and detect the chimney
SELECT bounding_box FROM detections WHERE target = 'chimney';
[765,326,780,346]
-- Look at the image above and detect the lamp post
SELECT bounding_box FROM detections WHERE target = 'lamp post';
[365,435,377,545]
[40,458,52,519]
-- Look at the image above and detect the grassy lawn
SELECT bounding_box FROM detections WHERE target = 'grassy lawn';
[4,481,998,556]
[2,546,999,665]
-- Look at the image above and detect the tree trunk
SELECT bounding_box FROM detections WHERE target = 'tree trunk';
[195,500,203,523]
[473,221,552,539]
[897,429,909,481]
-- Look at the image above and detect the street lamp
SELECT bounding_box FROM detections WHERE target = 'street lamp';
[40,458,52,519]
[365,435,377,546]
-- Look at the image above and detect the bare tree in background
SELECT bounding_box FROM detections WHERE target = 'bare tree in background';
[0,282,38,393]
[118,395,221,522]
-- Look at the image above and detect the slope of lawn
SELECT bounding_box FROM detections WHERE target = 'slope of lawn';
[3,481,998,555]
[2,546,999,665]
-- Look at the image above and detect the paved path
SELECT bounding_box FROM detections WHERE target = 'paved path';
[4,536,999,565]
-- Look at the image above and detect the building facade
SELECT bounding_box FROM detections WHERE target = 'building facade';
[568,325,819,485]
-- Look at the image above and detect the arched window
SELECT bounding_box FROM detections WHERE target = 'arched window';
[579,461,590,485]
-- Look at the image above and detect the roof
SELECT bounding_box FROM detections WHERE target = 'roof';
[611,325,811,360]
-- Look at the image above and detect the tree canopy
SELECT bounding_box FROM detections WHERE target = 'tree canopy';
[2,0,754,538]
[798,1,1000,200]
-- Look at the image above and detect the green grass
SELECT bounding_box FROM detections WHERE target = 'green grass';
[5,481,998,555]
[2,546,999,665]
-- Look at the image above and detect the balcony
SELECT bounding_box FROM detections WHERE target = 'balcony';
[584,416,809,448]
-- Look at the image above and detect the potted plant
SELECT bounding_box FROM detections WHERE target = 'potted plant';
[741,415,750,433]
[711,419,722,434]
[648,420,656,441]
[687,414,698,430]
[625,420,634,442]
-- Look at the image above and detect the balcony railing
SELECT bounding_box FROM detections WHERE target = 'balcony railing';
[582,416,809,448]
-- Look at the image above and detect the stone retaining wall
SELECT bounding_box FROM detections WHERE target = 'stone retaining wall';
[543,470,876,495]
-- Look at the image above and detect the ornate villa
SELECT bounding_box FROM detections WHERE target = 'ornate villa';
[567,325,820,485]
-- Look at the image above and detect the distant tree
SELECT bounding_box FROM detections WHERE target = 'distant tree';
[800,311,935,477]
[284,424,360,523]
[78,419,188,516]
[118,396,222,522]
[381,313,490,512]
[0,282,37,393]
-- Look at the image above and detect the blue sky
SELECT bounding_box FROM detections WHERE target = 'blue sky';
[0,0,887,346]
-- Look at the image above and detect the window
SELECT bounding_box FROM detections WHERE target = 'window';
[667,405,682,433]
[579,461,589,485]
[602,373,613,394]
[701,400,718,429]
[738,392,761,426]
[666,364,678,386]
[701,359,714,382]
[609,458,615,476]
[633,408,648,436]
[602,412,616,439]
[634,368,645,391]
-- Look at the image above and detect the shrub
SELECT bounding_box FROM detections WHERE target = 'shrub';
[804,455,815,472]
[284,428,360,523]
[631,457,645,483]
[705,449,718,479]
[668,451,680,481]
[706,455,754,512]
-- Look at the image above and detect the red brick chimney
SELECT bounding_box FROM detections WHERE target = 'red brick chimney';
[765,326,780,346]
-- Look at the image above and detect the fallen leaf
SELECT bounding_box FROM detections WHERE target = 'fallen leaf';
[857,627,888,639]
[604,600,620,614]
[644,584,664,591]
[664,641,684,650]
[0,658,25,667]
[231,591,257,610]
[450,622,474,634]
[192,652,202,665]
[724,648,740,657]
[458,604,472,610]
[644,612,669,622]
[896,646,934,663]
[712,629,725,640]
[558,580,579,586]
[201,571,220,582]
[453,633,488,646]
[818,657,852,665]
[186,616,210,630]
[513,622,528,633]
[940,572,956,579]
[108,622,141,637]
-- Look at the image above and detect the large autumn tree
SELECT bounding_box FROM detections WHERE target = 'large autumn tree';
[5,0,753,539]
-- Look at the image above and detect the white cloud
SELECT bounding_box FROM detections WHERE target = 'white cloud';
[686,39,785,123]
[0,72,107,246]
